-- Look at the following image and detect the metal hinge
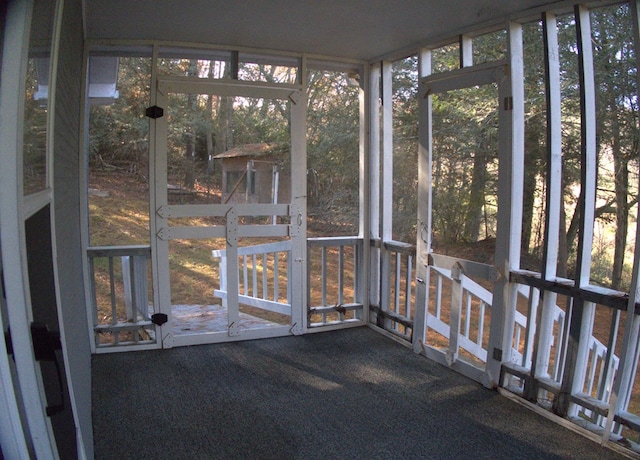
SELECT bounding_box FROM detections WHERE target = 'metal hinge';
[145,105,164,119]
[151,313,168,326]
[503,96,513,111]
[0,268,5,300]
[4,328,13,356]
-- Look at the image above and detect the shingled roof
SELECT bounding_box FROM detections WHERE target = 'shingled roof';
[213,143,283,159]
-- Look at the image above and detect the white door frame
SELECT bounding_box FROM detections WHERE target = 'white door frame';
[0,0,60,457]
[416,60,516,386]
[151,77,307,347]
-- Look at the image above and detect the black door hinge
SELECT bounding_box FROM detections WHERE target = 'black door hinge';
[145,105,164,119]
[1,268,5,300]
[4,328,13,356]
[151,313,168,326]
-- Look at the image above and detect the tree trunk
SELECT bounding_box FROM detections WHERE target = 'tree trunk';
[611,113,628,290]
[464,121,491,242]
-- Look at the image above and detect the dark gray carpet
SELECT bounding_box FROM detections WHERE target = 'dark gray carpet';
[92,327,625,459]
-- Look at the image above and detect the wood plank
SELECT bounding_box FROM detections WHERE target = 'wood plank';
[571,392,609,416]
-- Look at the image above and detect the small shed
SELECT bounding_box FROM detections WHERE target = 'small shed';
[214,143,290,204]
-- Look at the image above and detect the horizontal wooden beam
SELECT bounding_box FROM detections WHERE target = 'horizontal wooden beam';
[510,270,637,314]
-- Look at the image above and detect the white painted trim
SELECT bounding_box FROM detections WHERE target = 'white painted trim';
[368,65,381,309]
[81,42,97,355]
[86,38,368,68]
[414,48,432,354]
[22,189,52,219]
[460,34,473,67]
[485,21,524,387]
[0,0,58,457]
[47,2,90,456]
[535,11,563,380]
[0,249,30,460]
[603,0,640,442]
[172,324,293,347]
[379,61,393,328]
[574,4,597,288]
[152,76,173,347]
[153,77,307,346]
[157,76,302,97]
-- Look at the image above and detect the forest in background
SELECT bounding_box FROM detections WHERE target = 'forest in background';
[83,2,639,292]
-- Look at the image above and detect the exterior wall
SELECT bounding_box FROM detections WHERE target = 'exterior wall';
[222,157,291,204]
[52,0,94,457]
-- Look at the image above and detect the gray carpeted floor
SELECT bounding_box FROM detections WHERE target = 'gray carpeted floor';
[92,327,626,459]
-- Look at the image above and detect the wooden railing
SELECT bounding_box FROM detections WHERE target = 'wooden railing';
[307,237,364,327]
[369,240,416,341]
[86,245,155,349]
[211,240,292,316]
[422,253,621,420]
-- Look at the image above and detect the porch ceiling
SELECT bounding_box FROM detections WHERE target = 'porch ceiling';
[84,0,560,61]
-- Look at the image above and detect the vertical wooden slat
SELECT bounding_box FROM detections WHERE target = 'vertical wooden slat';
[369,64,381,311]
[603,3,640,441]
[523,287,539,369]
[598,309,620,402]
[405,254,413,319]
[321,246,327,322]
[359,62,370,324]
[338,245,344,321]
[108,256,116,325]
[152,77,172,348]
[487,20,524,386]
[380,61,393,330]
[414,47,433,352]
[554,5,598,417]
[262,252,268,300]
[448,264,463,365]
[274,252,280,302]
[321,246,327,306]
[460,34,473,68]
[478,303,485,347]
[89,257,98,327]
[464,291,472,339]
[243,254,249,296]
[251,253,257,297]
[530,12,563,390]
[435,272,442,319]
[128,255,137,323]
[394,252,401,315]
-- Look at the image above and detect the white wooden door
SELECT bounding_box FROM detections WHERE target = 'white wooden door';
[151,78,306,347]
[416,62,511,383]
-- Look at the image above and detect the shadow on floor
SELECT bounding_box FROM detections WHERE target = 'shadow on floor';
[92,326,626,459]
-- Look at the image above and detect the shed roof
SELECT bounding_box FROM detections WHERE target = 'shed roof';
[213,143,283,159]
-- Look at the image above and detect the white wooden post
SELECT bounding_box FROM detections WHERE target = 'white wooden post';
[533,12,563,383]
[225,207,240,336]
[369,64,381,313]
[380,61,393,329]
[554,5,598,418]
[152,76,173,348]
[603,0,640,442]
[414,47,432,353]
[485,21,524,388]
[0,1,60,457]
[358,63,370,321]
[288,88,306,335]
[460,35,473,68]
[448,263,464,365]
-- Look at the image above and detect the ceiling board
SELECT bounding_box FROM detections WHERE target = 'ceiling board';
[84,0,562,61]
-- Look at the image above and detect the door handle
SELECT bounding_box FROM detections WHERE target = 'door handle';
[30,322,65,416]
